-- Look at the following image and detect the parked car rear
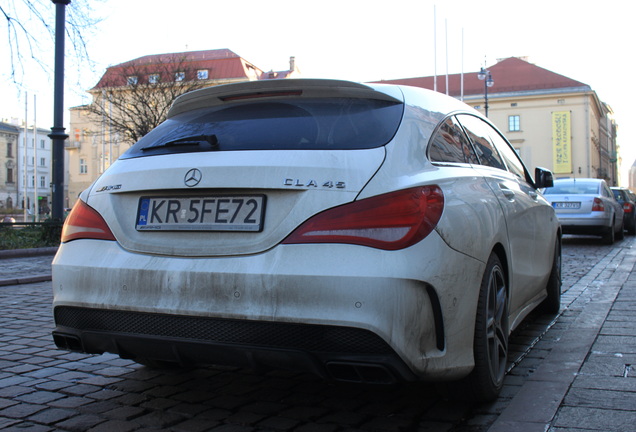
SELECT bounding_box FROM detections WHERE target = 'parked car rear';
[544,178,623,244]
[611,187,636,235]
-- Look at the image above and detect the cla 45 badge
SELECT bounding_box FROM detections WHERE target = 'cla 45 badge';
[283,178,345,189]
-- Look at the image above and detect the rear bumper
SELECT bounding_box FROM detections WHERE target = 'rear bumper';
[52,237,485,382]
[52,307,416,384]
[557,215,611,235]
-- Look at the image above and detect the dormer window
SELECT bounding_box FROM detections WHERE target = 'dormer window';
[197,70,209,80]
[149,74,160,84]
[127,76,138,85]
[175,72,185,82]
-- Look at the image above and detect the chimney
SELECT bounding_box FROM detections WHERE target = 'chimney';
[289,56,296,71]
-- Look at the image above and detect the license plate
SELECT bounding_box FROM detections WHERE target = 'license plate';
[136,195,266,231]
[553,202,581,209]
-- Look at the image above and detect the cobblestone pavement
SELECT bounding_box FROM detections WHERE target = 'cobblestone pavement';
[0,236,634,431]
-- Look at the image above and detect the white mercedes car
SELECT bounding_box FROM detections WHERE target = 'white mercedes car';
[52,79,561,401]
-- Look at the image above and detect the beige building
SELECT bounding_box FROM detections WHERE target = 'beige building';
[66,49,299,206]
[375,57,619,185]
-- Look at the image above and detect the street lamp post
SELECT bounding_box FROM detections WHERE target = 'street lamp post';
[477,67,494,117]
[49,0,71,221]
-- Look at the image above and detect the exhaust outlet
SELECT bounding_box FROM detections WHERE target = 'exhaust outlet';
[53,333,84,352]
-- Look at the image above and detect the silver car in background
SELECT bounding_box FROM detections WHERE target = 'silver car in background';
[52,79,561,402]
[543,178,623,244]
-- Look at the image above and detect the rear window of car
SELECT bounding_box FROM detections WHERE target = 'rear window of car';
[121,98,404,159]
[543,181,601,195]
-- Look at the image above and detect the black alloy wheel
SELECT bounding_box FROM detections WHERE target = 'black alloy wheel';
[469,253,509,401]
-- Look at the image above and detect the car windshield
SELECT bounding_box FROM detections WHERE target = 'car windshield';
[543,181,600,195]
[121,97,404,159]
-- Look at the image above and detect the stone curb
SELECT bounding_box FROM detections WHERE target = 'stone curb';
[0,247,58,259]
[0,274,52,287]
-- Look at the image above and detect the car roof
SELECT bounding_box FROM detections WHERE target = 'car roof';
[167,78,480,121]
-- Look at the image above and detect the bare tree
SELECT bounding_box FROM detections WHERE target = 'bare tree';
[1,0,101,85]
[86,55,210,144]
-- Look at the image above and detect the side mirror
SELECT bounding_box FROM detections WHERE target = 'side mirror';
[535,167,554,188]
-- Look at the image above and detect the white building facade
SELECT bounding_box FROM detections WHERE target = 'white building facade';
[17,126,52,220]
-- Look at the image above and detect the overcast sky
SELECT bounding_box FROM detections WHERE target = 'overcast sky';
[2,0,634,180]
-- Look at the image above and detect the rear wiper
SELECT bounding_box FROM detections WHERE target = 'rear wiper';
[142,134,218,151]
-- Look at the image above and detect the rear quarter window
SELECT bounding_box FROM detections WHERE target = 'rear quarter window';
[428,116,479,164]
[455,114,506,171]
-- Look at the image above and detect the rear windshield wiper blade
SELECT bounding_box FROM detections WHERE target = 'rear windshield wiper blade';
[142,134,218,151]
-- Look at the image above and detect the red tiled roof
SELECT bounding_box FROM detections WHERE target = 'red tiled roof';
[373,57,590,97]
[93,49,263,89]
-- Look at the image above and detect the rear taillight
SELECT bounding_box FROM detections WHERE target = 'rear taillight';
[61,200,116,242]
[592,197,605,212]
[624,203,633,213]
[282,186,444,250]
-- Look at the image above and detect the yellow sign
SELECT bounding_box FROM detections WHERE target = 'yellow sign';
[552,111,572,174]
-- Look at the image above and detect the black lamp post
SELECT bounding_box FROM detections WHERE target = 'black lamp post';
[49,0,71,221]
[477,67,494,117]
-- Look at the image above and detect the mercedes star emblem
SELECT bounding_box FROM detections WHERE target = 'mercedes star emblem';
[184,168,202,187]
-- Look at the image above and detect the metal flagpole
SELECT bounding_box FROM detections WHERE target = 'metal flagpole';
[23,94,28,222]
[34,94,38,222]
[433,5,437,92]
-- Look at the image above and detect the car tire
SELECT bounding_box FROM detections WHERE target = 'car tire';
[617,220,625,240]
[538,237,561,315]
[602,223,615,245]
[440,253,509,402]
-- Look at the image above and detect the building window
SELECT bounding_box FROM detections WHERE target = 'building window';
[40,176,46,188]
[40,139,45,149]
[197,70,209,80]
[79,158,88,174]
[6,168,13,183]
[6,141,12,157]
[127,76,138,85]
[175,72,185,82]
[40,157,46,166]
[149,74,160,84]
[508,115,521,132]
